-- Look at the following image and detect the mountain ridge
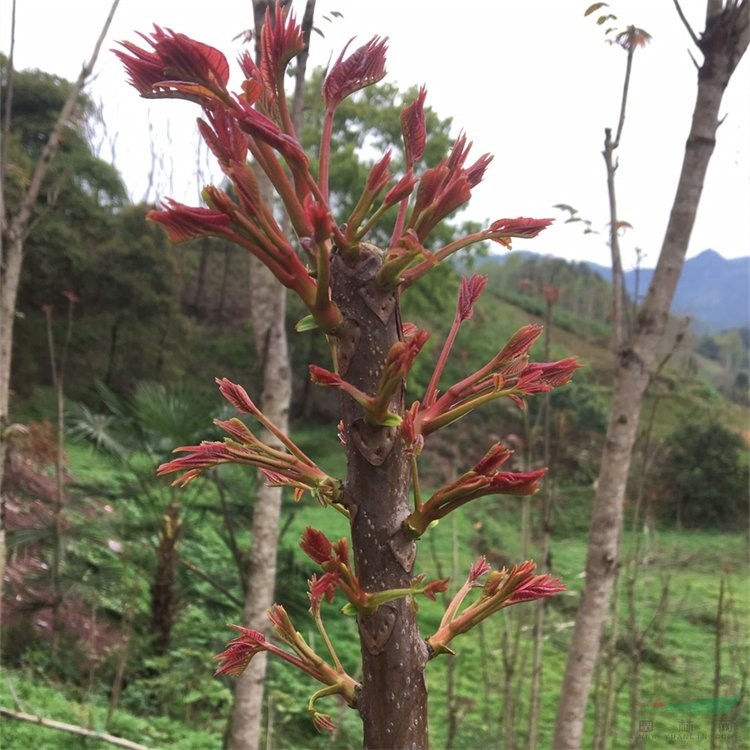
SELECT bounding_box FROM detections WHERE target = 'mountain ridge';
[486,248,749,333]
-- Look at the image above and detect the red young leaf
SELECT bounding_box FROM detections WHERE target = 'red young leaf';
[300,526,334,565]
[323,36,388,108]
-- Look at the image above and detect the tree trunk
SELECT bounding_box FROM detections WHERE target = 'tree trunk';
[228,3,314,745]
[228,243,291,750]
[528,299,555,749]
[151,500,182,655]
[553,5,748,747]
[332,245,429,750]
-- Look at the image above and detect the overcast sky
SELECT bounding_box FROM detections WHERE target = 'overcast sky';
[2,0,748,268]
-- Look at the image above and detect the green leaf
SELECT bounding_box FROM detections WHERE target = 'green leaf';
[380,413,403,427]
[295,315,318,332]
[584,2,608,16]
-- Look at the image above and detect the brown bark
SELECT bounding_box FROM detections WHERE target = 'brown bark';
[553,4,748,748]
[0,0,120,645]
[332,245,429,750]
[151,500,182,655]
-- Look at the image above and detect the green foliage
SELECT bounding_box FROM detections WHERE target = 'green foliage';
[3,423,748,749]
[694,327,750,404]
[481,254,612,344]
[1,55,123,215]
[14,206,185,400]
[0,669,222,749]
[2,56,126,292]
[655,417,750,529]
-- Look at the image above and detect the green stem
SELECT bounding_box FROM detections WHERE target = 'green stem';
[411,455,423,512]
[313,608,344,674]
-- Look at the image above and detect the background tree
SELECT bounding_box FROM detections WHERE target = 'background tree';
[12,205,181,400]
[655,416,749,528]
[228,3,313,748]
[0,0,120,633]
[554,3,749,747]
[71,381,219,655]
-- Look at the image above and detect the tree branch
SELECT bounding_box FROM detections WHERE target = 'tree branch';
[180,557,244,608]
[0,707,150,750]
[292,0,316,130]
[613,44,634,147]
[10,0,120,240]
[672,0,702,48]
[0,0,17,249]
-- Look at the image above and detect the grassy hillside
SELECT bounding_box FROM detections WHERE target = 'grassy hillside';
[3,269,748,749]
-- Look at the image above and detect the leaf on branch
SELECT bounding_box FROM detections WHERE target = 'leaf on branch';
[584,2,609,17]
[296,315,318,332]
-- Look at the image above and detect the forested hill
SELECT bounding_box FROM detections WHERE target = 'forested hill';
[486,248,749,333]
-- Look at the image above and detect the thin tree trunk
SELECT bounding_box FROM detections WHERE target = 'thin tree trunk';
[604,128,629,350]
[597,564,621,750]
[228,5,314,745]
[228,251,291,750]
[553,5,748,747]
[710,576,725,750]
[332,245,429,749]
[528,295,555,749]
[151,500,182,655]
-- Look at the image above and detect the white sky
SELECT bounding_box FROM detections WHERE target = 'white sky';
[2,0,748,268]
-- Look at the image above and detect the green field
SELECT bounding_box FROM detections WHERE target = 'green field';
[1,430,747,750]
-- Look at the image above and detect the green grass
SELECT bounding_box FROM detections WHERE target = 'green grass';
[0,671,223,749]
[4,396,748,749]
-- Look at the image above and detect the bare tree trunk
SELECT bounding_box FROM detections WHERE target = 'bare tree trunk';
[332,245,429,749]
[596,565,621,750]
[528,294,556,749]
[553,5,748,747]
[600,27,648,352]
[151,500,182,655]
[0,0,120,644]
[228,4,315,747]
[710,576,725,750]
[228,251,291,750]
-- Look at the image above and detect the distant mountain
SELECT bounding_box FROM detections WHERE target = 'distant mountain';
[483,248,749,333]
[585,250,749,333]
